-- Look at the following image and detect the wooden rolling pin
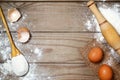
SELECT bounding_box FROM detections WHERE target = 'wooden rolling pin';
[87,0,120,55]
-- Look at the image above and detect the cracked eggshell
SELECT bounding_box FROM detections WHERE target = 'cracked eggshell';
[8,8,21,22]
[17,27,30,43]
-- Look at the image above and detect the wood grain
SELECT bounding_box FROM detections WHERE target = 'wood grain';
[0,1,119,80]
[0,2,90,32]
[1,0,120,2]
[81,40,120,80]
[0,2,119,32]
[1,63,98,80]
[0,32,93,63]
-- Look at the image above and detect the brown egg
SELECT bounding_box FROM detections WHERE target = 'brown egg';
[88,47,103,63]
[8,8,21,22]
[98,64,113,80]
[17,27,30,43]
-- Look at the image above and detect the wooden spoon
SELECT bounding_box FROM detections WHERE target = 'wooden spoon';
[0,7,20,57]
[87,0,120,55]
[0,7,29,76]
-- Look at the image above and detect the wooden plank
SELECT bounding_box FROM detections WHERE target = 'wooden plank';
[0,32,93,63]
[1,63,98,80]
[0,2,119,32]
[0,32,95,80]
[0,2,90,32]
[1,0,120,2]
[0,1,118,80]
[9,32,93,63]
[0,32,97,80]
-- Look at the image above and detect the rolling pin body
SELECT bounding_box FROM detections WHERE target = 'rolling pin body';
[87,0,120,54]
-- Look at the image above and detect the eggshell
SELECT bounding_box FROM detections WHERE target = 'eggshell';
[17,27,30,43]
[8,8,21,22]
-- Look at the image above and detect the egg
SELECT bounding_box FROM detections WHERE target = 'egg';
[88,47,103,63]
[98,64,113,80]
[17,27,30,43]
[8,8,21,22]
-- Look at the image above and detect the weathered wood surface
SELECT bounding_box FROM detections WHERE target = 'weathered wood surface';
[1,2,119,32]
[1,0,120,2]
[17,33,93,63]
[1,64,98,80]
[0,1,119,80]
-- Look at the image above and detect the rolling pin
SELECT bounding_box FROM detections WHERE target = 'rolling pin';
[87,0,120,55]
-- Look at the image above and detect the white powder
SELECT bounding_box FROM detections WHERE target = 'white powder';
[85,3,120,63]
[0,8,35,79]
[0,37,12,75]
[34,48,42,57]
[21,64,37,80]
[102,0,106,1]
[99,6,120,34]
[0,25,2,28]
[3,60,12,73]
[85,4,120,42]
[12,54,29,76]
[0,60,12,75]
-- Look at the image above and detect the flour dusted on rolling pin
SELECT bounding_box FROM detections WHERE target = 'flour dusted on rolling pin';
[85,4,120,41]
[99,5,120,34]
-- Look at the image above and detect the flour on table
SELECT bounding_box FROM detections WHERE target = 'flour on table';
[85,4,120,42]
[99,5,120,34]
[12,54,29,76]
[0,60,12,75]
[20,63,51,80]
[85,4,120,62]
[0,25,2,28]
[0,8,40,79]
[20,64,37,80]
[34,48,43,57]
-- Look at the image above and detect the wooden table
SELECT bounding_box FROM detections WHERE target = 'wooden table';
[0,0,119,80]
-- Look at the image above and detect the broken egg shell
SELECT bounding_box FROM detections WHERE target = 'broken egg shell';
[17,27,31,43]
[8,8,21,23]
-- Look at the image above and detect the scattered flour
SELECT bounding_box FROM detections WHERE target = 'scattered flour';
[34,48,43,57]
[102,0,106,1]
[0,7,40,80]
[99,6,120,34]
[0,25,2,28]
[0,10,31,79]
[85,3,120,62]
[0,60,12,75]
[21,64,37,80]
[85,4,120,42]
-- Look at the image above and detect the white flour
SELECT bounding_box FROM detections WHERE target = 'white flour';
[0,1,116,80]
[34,48,43,57]
[12,54,29,76]
[0,60,12,75]
[0,9,35,79]
[85,4,120,42]
[21,64,38,80]
[0,38,44,79]
[99,5,120,34]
